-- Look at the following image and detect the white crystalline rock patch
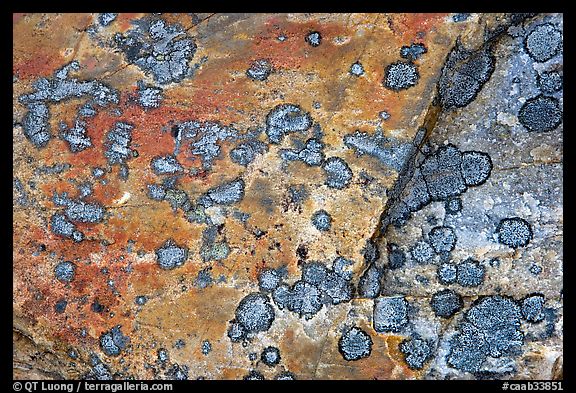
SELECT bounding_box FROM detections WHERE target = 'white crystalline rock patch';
[497,112,519,127]
[113,192,131,205]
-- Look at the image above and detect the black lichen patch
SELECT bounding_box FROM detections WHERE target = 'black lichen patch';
[332,256,355,280]
[265,104,312,144]
[322,157,353,189]
[456,258,485,287]
[428,226,457,254]
[400,43,427,61]
[448,296,523,373]
[280,138,325,167]
[452,13,471,23]
[246,59,273,81]
[114,17,197,85]
[227,321,246,342]
[165,364,189,380]
[537,71,563,95]
[373,296,408,333]
[411,241,434,264]
[524,23,562,63]
[338,327,373,361]
[403,170,431,213]
[387,243,406,270]
[357,265,383,299]
[438,42,495,109]
[495,217,533,248]
[155,239,189,270]
[430,289,463,318]
[521,294,545,323]
[261,346,281,366]
[518,95,562,133]
[461,151,492,186]
[317,270,353,305]
[54,261,77,283]
[272,284,291,310]
[234,292,276,334]
[100,325,130,357]
[311,209,332,231]
[383,61,419,91]
[437,263,457,285]
[305,31,322,47]
[200,178,245,207]
[230,140,268,166]
[343,130,414,171]
[362,239,380,264]
[399,337,433,370]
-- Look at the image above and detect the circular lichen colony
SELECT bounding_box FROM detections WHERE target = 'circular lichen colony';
[430,289,463,318]
[338,327,373,361]
[311,209,332,231]
[155,239,189,270]
[399,338,433,370]
[383,61,419,91]
[518,95,562,132]
[524,23,562,63]
[234,293,276,334]
[428,226,457,254]
[461,151,492,186]
[261,346,281,367]
[456,258,485,287]
[496,217,533,248]
[54,261,76,283]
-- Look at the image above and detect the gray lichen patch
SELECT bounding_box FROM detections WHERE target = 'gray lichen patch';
[234,292,275,334]
[322,157,353,189]
[265,104,312,144]
[150,155,184,175]
[383,61,419,91]
[279,138,325,167]
[100,325,130,357]
[344,130,414,171]
[338,327,373,361]
[155,239,189,270]
[200,178,245,207]
[246,59,273,81]
[114,17,197,85]
[438,42,495,109]
[18,61,119,149]
[373,296,409,333]
[136,81,163,109]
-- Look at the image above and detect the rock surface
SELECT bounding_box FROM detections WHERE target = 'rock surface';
[13,13,562,380]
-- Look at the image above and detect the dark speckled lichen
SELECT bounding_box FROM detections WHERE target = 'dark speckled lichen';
[338,327,373,361]
[100,325,130,357]
[280,138,325,166]
[230,140,268,166]
[261,346,281,366]
[495,217,533,248]
[275,371,296,380]
[373,296,408,333]
[136,81,163,109]
[430,289,463,318]
[104,122,135,169]
[258,268,282,292]
[524,23,562,63]
[305,31,322,47]
[387,243,406,270]
[428,226,457,254]
[54,261,76,283]
[383,61,419,91]
[411,241,434,264]
[350,61,365,76]
[151,155,184,175]
[438,42,495,109]
[399,337,433,370]
[448,296,523,373]
[437,262,457,285]
[358,265,383,298]
[286,281,323,318]
[521,294,545,323]
[200,178,245,207]
[461,151,492,186]
[400,43,427,61]
[518,95,562,133]
[537,71,563,95]
[456,258,485,287]
[243,370,265,380]
[19,61,119,149]
[311,209,332,231]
